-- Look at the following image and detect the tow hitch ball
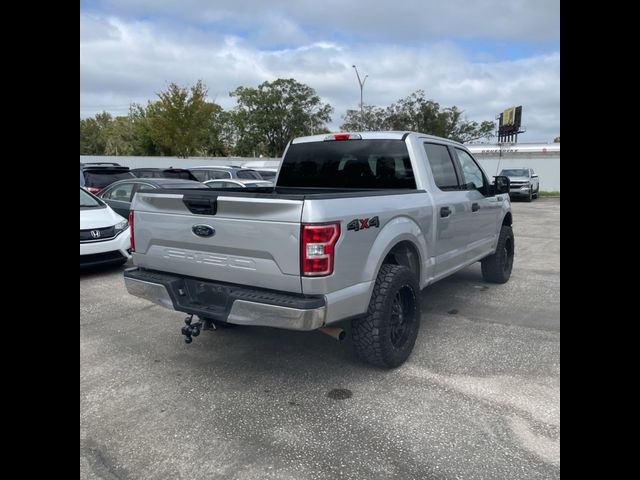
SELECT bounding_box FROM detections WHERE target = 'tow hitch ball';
[181,315,202,344]
[181,315,215,344]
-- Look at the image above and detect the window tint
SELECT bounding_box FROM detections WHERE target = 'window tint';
[206,180,235,189]
[257,170,277,181]
[80,188,103,207]
[278,140,416,189]
[500,169,528,177]
[162,170,194,180]
[102,183,135,201]
[209,170,232,179]
[423,143,459,190]
[133,170,155,178]
[190,170,208,181]
[237,170,262,180]
[84,171,135,188]
[454,149,485,191]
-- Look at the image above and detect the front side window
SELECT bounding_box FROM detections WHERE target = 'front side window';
[455,149,486,192]
[423,143,459,190]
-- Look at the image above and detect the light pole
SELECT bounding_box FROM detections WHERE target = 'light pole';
[352,65,368,127]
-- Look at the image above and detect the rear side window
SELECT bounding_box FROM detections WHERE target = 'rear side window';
[236,170,262,180]
[190,170,208,182]
[423,143,459,190]
[278,140,416,189]
[209,170,232,179]
[102,182,135,201]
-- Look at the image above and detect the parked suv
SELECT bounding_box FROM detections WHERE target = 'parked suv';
[188,166,263,182]
[80,162,136,195]
[499,167,539,201]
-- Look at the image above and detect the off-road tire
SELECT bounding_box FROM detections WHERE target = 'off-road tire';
[351,265,421,368]
[481,225,514,284]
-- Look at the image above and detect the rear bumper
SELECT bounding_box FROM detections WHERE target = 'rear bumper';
[123,268,326,331]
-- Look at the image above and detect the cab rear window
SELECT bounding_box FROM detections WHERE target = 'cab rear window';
[277,140,416,189]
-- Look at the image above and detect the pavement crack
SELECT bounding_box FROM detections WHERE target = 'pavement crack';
[80,438,128,480]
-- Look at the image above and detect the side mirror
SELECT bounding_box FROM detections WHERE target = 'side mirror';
[493,175,510,195]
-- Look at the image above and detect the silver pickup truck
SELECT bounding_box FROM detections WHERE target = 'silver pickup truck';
[124,132,513,368]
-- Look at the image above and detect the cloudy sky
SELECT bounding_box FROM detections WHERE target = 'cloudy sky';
[80,0,560,143]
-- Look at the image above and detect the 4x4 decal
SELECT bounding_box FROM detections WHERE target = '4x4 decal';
[347,216,380,232]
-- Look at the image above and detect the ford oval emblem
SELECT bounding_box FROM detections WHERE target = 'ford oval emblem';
[192,224,215,238]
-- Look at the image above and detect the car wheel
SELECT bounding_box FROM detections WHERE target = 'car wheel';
[351,264,421,368]
[481,225,514,284]
[525,189,532,202]
[533,185,539,199]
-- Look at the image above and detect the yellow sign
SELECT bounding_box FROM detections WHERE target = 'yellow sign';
[502,107,516,126]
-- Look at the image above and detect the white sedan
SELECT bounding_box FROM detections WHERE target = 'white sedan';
[80,187,131,267]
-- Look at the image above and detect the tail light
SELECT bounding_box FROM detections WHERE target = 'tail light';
[128,210,135,252]
[87,186,101,194]
[301,223,340,276]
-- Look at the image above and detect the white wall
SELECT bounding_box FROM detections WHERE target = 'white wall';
[468,143,560,192]
[476,156,560,191]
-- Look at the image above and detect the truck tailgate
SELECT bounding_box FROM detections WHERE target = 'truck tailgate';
[131,192,304,293]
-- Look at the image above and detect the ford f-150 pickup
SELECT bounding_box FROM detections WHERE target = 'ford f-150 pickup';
[124,131,513,368]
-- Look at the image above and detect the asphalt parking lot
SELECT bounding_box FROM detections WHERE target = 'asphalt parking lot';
[81,197,560,480]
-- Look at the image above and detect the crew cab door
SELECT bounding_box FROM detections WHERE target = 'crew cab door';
[450,147,502,259]
[423,142,475,276]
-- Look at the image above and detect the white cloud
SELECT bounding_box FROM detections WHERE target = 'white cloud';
[98,0,560,43]
[80,13,560,142]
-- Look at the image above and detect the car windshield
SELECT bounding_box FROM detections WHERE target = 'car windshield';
[500,169,528,177]
[80,188,103,208]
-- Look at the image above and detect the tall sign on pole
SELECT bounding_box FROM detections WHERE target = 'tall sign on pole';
[497,106,525,143]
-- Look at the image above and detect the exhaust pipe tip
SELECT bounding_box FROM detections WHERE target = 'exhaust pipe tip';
[318,326,346,341]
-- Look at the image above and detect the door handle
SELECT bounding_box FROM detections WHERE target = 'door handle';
[472,203,480,212]
[440,206,452,218]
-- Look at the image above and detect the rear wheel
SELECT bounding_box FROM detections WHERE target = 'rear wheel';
[351,265,421,368]
[481,225,514,284]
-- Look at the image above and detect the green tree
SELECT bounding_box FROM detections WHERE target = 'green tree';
[340,90,495,143]
[197,103,231,156]
[341,105,388,131]
[80,111,113,154]
[553,136,560,143]
[101,116,135,156]
[150,80,214,158]
[230,78,333,157]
